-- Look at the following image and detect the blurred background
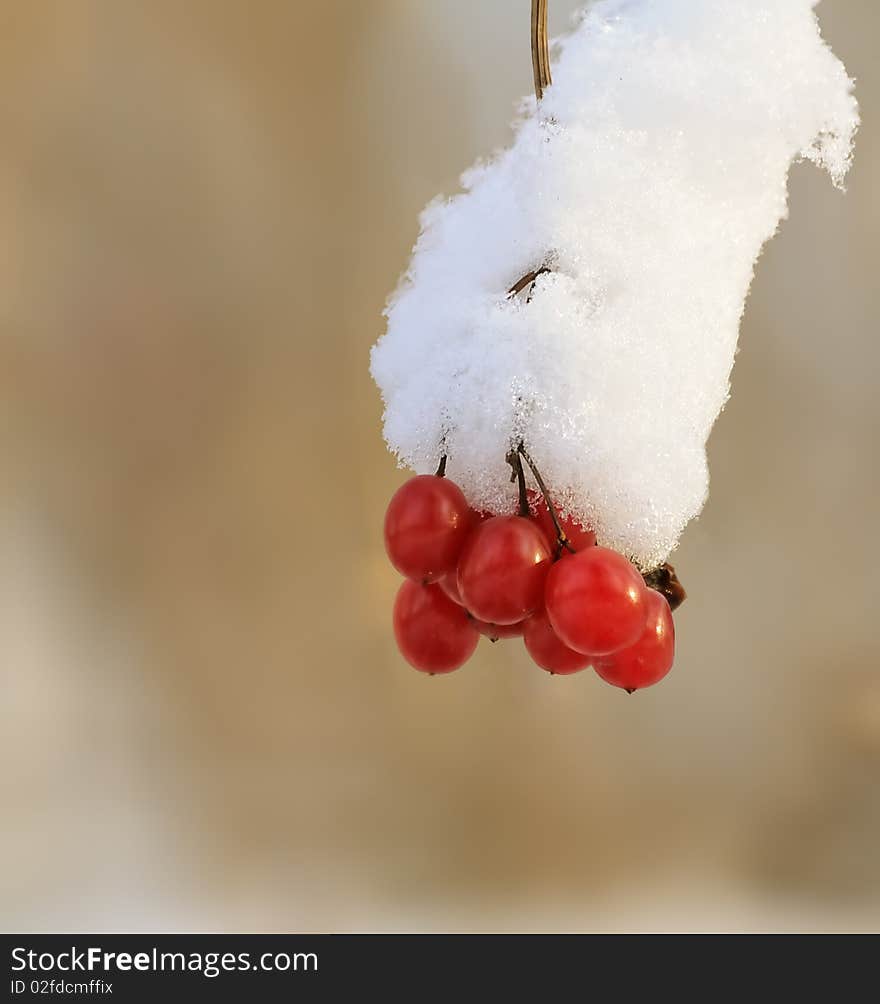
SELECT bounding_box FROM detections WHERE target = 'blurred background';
[1,0,878,932]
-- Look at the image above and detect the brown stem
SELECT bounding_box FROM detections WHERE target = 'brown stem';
[508,6,554,302]
[506,449,530,517]
[531,0,552,101]
[517,443,574,554]
[507,265,551,299]
[435,455,447,478]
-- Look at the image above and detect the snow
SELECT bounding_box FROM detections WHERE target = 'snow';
[370,0,858,569]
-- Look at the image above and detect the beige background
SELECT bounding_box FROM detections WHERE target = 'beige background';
[1,0,878,932]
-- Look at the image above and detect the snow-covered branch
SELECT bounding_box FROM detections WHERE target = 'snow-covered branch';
[371,0,858,569]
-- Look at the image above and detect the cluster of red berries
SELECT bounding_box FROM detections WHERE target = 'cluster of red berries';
[384,466,679,692]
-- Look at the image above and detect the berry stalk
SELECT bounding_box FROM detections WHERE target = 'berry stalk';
[506,448,531,518]
[517,443,574,555]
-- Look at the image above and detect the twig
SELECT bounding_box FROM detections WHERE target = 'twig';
[531,0,552,101]
[506,449,531,517]
[517,443,575,554]
[508,4,554,300]
[507,265,551,299]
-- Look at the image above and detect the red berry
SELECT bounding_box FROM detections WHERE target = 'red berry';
[523,610,592,675]
[438,572,464,606]
[545,546,647,656]
[457,515,552,625]
[393,580,479,674]
[439,575,524,638]
[472,618,524,642]
[529,493,597,552]
[593,589,675,692]
[384,475,473,583]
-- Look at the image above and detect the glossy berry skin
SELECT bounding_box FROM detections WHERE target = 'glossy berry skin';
[472,618,524,642]
[438,572,464,606]
[393,580,479,674]
[457,515,552,626]
[438,571,526,642]
[545,546,648,656]
[523,610,592,675]
[384,475,473,583]
[593,589,675,692]
[529,494,597,553]
[438,575,524,639]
